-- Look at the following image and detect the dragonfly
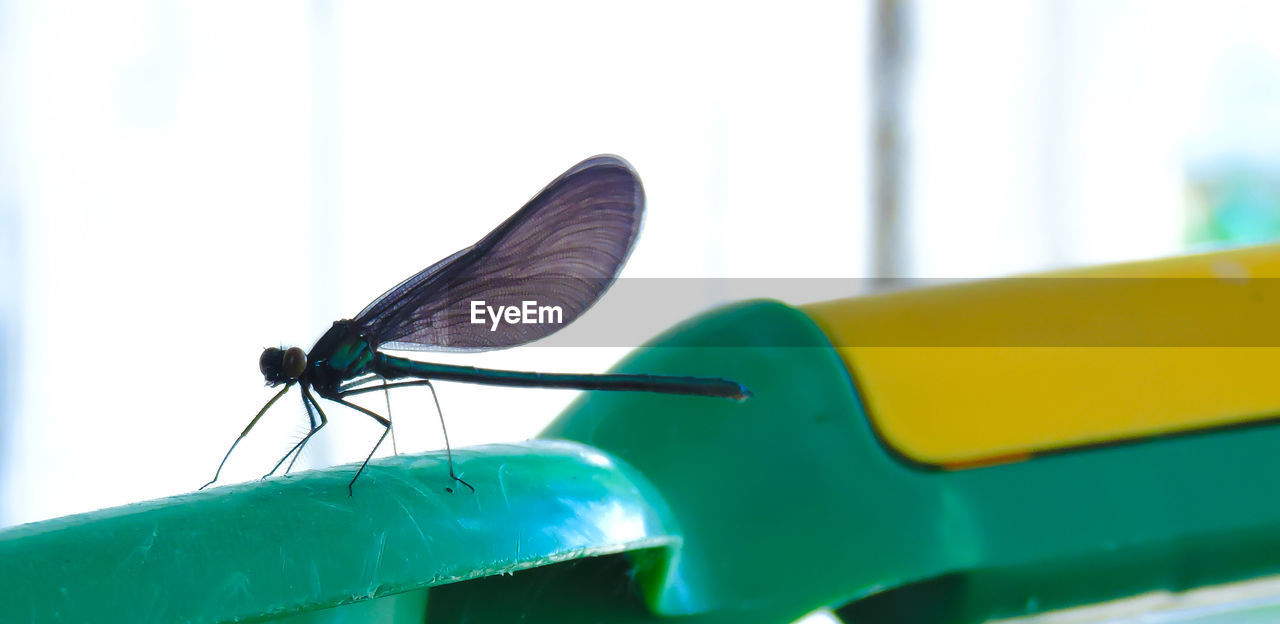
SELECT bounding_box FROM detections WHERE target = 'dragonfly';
[201,155,751,495]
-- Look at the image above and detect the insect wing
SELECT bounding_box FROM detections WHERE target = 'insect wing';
[354,155,644,351]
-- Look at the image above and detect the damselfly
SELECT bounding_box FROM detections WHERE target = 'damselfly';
[201,155,750,494]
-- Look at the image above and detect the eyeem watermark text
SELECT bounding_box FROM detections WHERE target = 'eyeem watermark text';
[470,301,564,332]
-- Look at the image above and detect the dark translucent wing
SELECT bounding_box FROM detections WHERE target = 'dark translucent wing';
[353,154,644,351]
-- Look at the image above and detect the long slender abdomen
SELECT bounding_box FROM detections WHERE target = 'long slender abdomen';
[374,353,750,400]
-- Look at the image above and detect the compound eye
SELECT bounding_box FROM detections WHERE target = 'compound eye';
[282,347,308,379]
[259,347,284,378]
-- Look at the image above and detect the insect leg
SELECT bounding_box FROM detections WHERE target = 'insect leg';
[339,379,402,454]
[419,379,473,493]
[339,380,473,493]
[383,379,399,456]
[336,373,382,394]
[340,380,442,396]
[286,388,330,474]
[262,386,329,478]
[330,397,393,496]
[200,385,291,490]
[261,385,319,478]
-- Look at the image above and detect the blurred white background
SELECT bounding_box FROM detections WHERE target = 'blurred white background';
[2,0,1280,529]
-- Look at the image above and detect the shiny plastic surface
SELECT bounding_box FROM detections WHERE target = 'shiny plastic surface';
[0,440,679,623]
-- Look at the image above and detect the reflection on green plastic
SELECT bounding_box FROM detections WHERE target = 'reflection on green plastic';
[0,440,680,622]
[3,299,1280,623]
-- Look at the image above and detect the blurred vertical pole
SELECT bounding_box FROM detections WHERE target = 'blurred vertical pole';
[1039,0,1068,265]
[871,0,909,278]
[0,0,18,524]
[308,0,342,469]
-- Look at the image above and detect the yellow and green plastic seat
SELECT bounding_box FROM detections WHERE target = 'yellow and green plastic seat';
[5,245,1280,623]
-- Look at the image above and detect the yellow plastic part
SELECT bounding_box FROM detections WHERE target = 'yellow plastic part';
[803,244,1280,466]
